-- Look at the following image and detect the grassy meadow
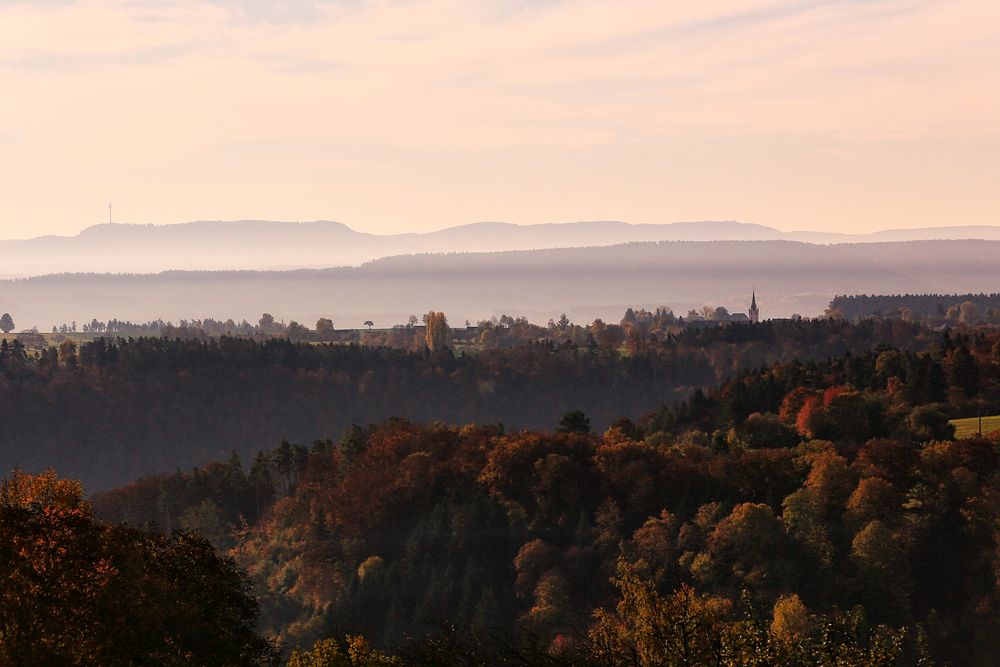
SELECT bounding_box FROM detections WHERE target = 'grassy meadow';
[951,414,1000,438]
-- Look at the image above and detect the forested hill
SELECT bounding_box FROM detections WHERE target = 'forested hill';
[1,319,931,492]
[6,239,1000,327]
[829,293,1000,322]
[89,327,1000,665]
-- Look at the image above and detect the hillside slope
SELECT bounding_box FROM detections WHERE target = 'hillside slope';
[4,239,1000,329]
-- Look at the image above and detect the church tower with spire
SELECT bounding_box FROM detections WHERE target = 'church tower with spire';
[749,290,759,323]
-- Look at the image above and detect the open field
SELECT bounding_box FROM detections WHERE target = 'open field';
[1,332,101,346]
[951,415,1000,438]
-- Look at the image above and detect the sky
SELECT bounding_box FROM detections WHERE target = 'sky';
[1,0,998,239]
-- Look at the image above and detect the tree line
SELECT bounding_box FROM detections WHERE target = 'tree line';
[829,293,1000,325]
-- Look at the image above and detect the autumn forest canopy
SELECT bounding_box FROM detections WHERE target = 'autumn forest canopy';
[4,299,1000,665]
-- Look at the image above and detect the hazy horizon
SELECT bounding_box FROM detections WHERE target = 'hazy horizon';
[5,239,1000,331]
[3,0,998,239]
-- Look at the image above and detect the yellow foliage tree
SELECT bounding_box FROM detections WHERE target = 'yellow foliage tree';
[285,636,400,667]
[771,593,811,642]
[424,311,450,352]
[0,468,85,510]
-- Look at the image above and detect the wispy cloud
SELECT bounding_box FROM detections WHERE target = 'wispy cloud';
[202,0,358,25]
[261,54,350,73]
[0,41,203,71]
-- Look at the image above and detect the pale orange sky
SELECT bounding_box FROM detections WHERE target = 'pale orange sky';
[1,0,998,239]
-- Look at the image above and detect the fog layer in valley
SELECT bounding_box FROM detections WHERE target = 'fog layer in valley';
[5,239,1000,330]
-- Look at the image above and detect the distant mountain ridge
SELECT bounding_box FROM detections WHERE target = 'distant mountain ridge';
[5,238,1000,330]
[3,219,1000,277]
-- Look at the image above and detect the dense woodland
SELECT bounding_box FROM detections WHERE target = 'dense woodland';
[78,324,1000,665]
[5,312,1000,664]
[0,317,935,491]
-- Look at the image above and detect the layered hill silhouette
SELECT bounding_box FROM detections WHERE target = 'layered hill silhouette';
[5,239,1000,330]
[4,219,1000,277]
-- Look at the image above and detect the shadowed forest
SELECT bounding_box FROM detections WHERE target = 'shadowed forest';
[5,306,1000,665]
[1,317,935,491]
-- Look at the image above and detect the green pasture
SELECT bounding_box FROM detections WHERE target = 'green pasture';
[951,415,1000,438]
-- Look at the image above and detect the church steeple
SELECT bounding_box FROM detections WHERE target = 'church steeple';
[749,289,759,323]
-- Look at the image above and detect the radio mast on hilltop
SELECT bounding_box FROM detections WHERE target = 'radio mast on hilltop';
[108,201,113,224]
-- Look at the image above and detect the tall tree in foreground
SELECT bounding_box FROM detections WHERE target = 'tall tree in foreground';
[0,469,276,666]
